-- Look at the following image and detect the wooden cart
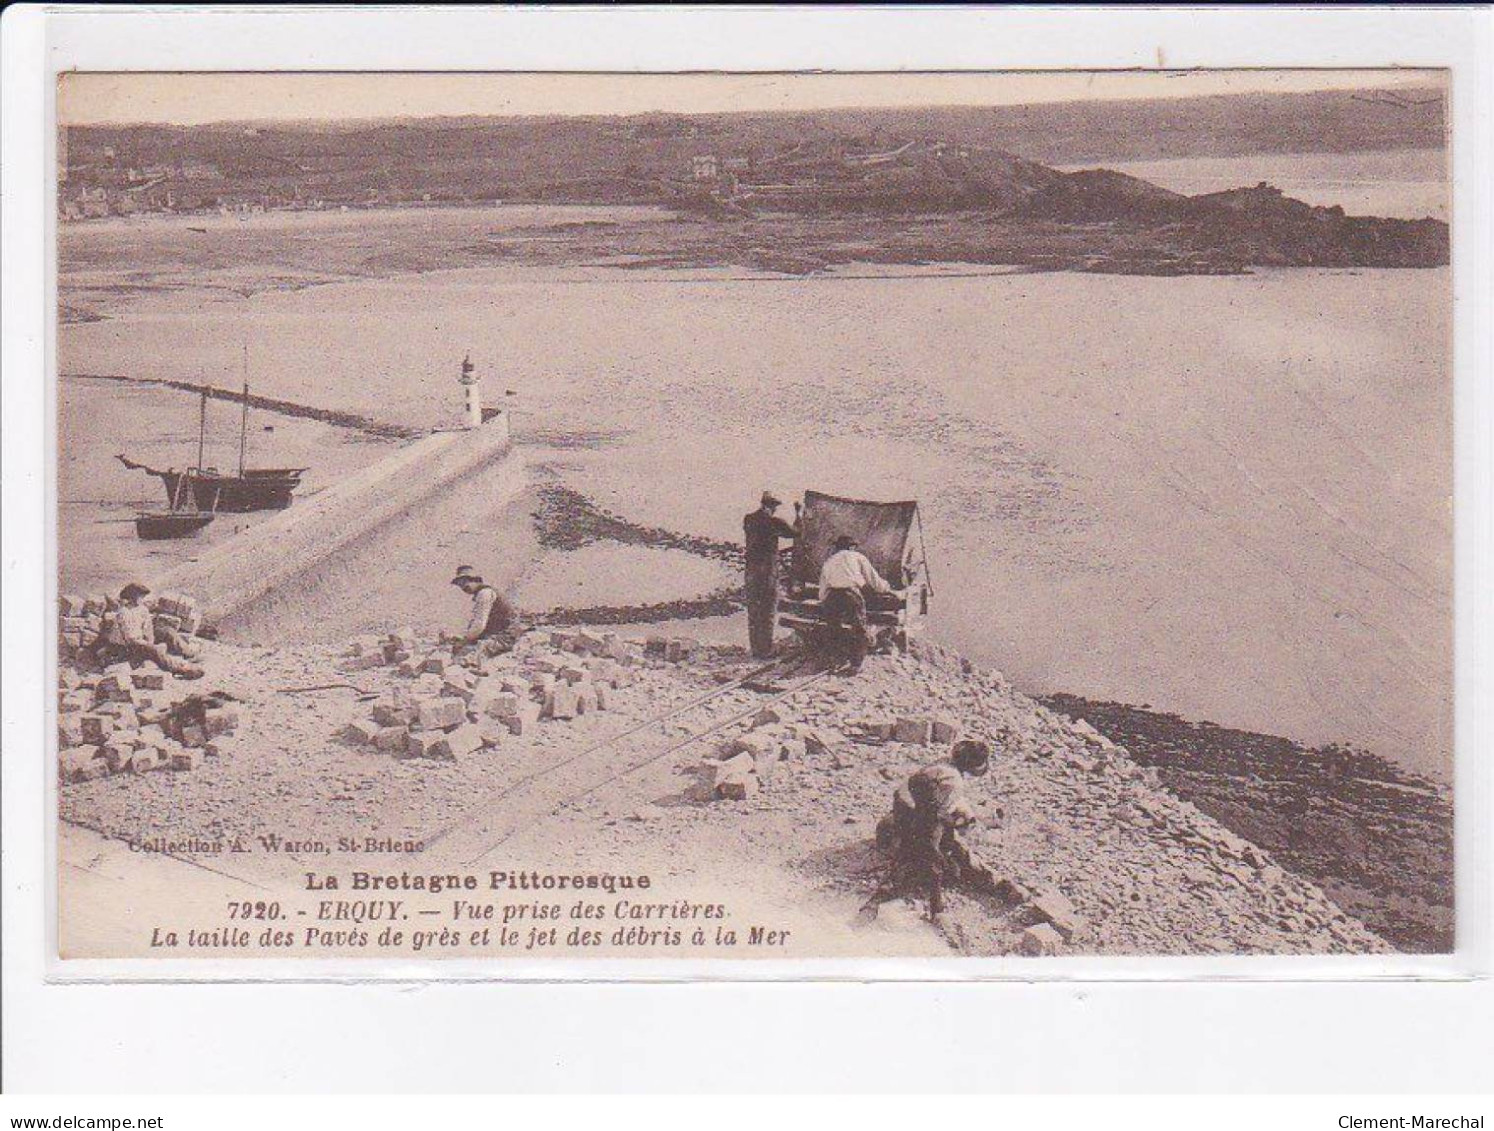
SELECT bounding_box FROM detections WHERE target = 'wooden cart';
[777,489,931,653]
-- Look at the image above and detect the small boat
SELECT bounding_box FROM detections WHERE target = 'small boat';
[134,467,218,541]
[118,379,306,513]
[135,511,215,540]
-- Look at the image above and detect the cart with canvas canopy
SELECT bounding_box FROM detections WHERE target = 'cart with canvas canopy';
[777,489,931,652]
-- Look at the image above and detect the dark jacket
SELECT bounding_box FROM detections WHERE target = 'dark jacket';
[743,507,799,589]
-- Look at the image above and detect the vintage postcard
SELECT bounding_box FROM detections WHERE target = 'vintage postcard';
[53,69,1453,967]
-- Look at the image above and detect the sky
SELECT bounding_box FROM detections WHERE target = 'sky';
[56,69,1446,127]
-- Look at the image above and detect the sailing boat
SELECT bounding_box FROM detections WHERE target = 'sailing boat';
[133,387,219,539]
[118,380,307,513]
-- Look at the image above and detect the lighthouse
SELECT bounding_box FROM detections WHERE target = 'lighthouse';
[458,354,481,429]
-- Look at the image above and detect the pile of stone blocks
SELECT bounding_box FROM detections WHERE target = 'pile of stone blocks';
[57,594,107,661]
[700,708,804,801]
[339,627,419,672]
[58,590,209,662]
[337,628,645,761]
[147,591,203,637]
[643,634,699,663]
[853,714,962,745]
[57,661,243,784]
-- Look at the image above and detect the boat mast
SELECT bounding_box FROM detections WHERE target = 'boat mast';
[238,343,250,478]
[197,385,208,472]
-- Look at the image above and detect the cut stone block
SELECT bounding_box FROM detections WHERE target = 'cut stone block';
[372,699,417,727]
[341,719,380,746]
[1018,923,1064,957]
[1029,889,1083,942]
[894,717,933,745]
[749,707,782,730]
[416,698,466,730]
[58,716,85,748]
[481,692,522,719]
[498,702,540,737]
[544,683,579,720]
[420,655,447,675]
[99,741,136,773]
[665,637,696,662]
[575,630,607,656]
[169,748,200,771]
[179,724,207,748]
[441,679,475,705]
[95,674,135,702]
[930,718,960,744]
[58,742,98,769]
[402,730,450,760]
[129,747,169,774]
[704,751,756,791]
[800,728,834,759]
[80,715,116,745]
[203,706,240,737]
[714,767,758,801]
[558,665,589,685]
[444,724,485,759]
[374,726,410,753]
[574,683,597,715]
[61,747,108,782]
[131,669,166,691]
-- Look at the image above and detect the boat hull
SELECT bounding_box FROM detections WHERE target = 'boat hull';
[136,512,215,540]
[157,469,303,512]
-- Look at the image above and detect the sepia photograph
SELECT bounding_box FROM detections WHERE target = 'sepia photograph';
[51,67,1454,965]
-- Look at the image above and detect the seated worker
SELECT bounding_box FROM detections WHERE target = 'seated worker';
[817,534,902,674]
[97,582,203,679]
[445,566,519,656]
[860,739,1000,922]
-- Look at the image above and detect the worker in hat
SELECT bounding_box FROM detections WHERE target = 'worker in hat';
[96,582,203,679]
[817,534,901,675]
[860,739,1002,922]
[742,490,800,660]
[444,567,519,656]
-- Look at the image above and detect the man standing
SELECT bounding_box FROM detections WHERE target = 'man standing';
[447,566,518,655]
[98,583,203,679]
[742,490,799,660]
[817,534,900,674]
[860,739,999,921]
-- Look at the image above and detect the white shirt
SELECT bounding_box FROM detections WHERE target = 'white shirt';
[106,603,156,648]
[464,586,498,642]
[819,549,894,600]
